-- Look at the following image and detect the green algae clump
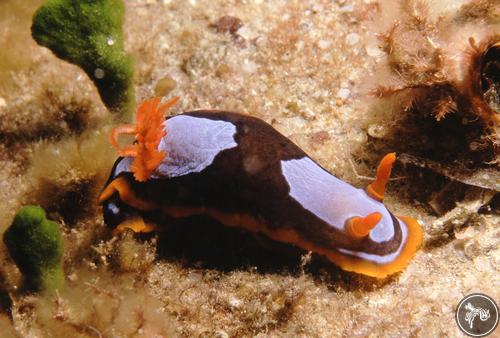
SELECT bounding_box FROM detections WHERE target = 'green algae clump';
[31,0,134,121]
[3,206,64,294]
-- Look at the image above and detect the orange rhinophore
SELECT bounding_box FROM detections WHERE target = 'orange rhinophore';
[366,152,396,201]
[109,96,180,181]
[346,212,382,239]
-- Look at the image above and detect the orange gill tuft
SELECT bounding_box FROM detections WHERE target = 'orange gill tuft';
[109,96,180,181]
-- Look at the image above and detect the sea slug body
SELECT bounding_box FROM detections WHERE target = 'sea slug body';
[99,97,423,278]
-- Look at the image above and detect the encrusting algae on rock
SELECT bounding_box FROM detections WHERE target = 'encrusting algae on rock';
[31,0,135,120]
[3,205,64,294]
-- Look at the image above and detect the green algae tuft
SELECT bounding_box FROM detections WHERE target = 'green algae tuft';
[3,206,64,294]
[31,0,134,121]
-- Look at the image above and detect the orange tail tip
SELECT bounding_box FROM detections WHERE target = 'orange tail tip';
[366,152,396,201]
[109,96,180,182]
[346,212,382,238]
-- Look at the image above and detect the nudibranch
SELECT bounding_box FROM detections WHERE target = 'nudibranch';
[99,97,423,278]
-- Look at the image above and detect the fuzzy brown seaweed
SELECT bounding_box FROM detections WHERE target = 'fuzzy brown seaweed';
[370,0,500,169]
